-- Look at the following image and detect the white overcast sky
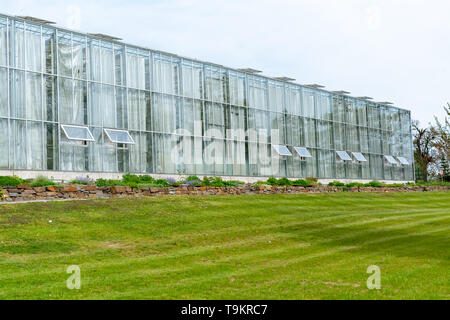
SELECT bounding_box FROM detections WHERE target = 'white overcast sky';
[3,0,449,125]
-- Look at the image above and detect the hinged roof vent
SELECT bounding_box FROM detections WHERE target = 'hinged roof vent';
[16,16,56,25]
[236,68,263,74]
[273,77,296,82]
[88,33,122,41]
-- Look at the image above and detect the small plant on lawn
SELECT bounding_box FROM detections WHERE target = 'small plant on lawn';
[30,175,56,187]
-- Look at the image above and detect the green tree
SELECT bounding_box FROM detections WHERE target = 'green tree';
[440,155,450,182]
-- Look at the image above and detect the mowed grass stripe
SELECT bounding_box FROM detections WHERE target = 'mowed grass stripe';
[1,208,447,280]
[100,226,450,299]
[1,212,448,291]
[0,205,446,266]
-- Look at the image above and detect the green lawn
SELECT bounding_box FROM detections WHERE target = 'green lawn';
[0,192,449,300]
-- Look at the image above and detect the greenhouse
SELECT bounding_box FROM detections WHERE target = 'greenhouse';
[0,14,414,181]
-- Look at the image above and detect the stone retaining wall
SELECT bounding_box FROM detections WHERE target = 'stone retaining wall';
[1,185,449,202]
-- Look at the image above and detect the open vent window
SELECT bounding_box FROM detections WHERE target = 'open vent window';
[293,147,312,159]
[352,152,367,162]
[336,151,352,161]
[272,145,292,157]
[104,129,135,144]
[396,156,410,165]
[384,155,399,166]
[61,125,95,142]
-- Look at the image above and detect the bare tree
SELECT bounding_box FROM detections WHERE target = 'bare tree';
[433,103,450,160]
[412,121,437,182]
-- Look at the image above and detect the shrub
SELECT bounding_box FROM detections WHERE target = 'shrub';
[291,179,313,187]
[31,175,56,187]
[154,179,170,187]
[277,178,292,186]
[364,181,385,188]
[201,176,214,187]
[95,179,125,187]
[328,181,345,187]
[138,175,155,183]
[306,177,319,183]
[122,174,140,184]
[0,175,25,187]
[186,176,201,182]
[346,182,364,188]
[386,183,405,188]
[266,177,278,186]
[210,177,225,187]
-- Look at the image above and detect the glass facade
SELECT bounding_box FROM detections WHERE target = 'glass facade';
[0,15,414,181]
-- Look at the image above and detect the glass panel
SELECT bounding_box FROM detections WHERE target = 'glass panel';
[57,32,72,77]
[0,118,8,168]
[294,147,312,158]
[336,150,352,161]
[126,50,146,89]
[11,21,25,69]
[43,28,56,74]
[318,150,334,178]
[61,125,94,141]
[72,35,86,79]
[89,83,102,126]
[248,77,267,109]
[44,75,57,121]
[25,72,43,120]
[101,42,114,84]
[302,89,315,118]
[102,85,116,128]
[104,129,134,144]
[0,68,7,117]
[10,70,25,118]
[352,152,367,162]
[25,24,42,72]
[89,40,101,82]
[0,18,7,66]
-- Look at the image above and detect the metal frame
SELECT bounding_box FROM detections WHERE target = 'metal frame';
[0,13,415,180]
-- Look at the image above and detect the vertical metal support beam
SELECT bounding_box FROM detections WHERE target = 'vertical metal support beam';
[6,17,10,169]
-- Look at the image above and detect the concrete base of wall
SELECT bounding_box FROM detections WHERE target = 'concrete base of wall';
[0,169,414,184]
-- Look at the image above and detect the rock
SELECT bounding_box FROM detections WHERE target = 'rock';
[62,186,78,192]
[110,186,127,194]
[82,185,96,191]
